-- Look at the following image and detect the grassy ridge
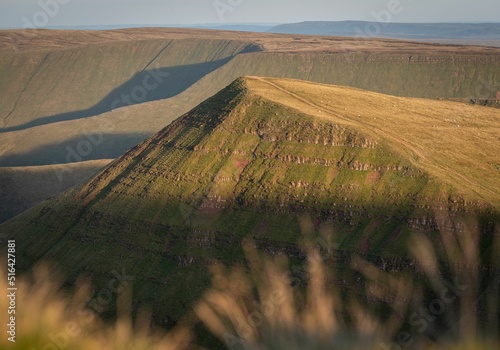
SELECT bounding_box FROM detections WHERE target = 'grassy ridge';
[244,77,500,207]
[1,34,499,163]
[192,52,500,99]
[1,31,498,224]
[2,77,498,330]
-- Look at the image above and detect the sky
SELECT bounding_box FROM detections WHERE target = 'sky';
[1,0,499,28]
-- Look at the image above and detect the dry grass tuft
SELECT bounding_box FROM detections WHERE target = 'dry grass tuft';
[1,215,498,349]
[195,241,385,349]
[0,265,193,350]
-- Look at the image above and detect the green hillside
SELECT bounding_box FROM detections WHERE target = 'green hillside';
[0,38,260,130]
[1,30,499,167]
[0,160,111,223]
[1,29,499,223]
[2,77,498,330]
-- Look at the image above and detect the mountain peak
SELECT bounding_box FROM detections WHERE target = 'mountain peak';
[2,77,498,331]
[62,76,500,211]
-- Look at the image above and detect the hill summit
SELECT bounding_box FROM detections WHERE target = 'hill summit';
[2,76,499,327]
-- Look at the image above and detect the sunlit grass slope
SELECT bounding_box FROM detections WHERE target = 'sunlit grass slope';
[2,29,499,223]
[1,77,498,335]
[245,77,500,208]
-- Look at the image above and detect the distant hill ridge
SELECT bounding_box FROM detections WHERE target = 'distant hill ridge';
[269,21,500,40]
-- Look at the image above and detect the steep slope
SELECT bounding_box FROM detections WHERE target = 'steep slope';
[1,29,499,224]
[0,160,112,222]
[0,38,260,130]
[1,77,498,328]
[2,47,498,167]
[2,29,499,151]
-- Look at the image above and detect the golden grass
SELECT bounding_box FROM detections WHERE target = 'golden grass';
[245,77,500,208]
[0,265,193,350]
[194,215,499,349]
[194,243,392,349]
[1,216,498,349]
[410,211,500,342]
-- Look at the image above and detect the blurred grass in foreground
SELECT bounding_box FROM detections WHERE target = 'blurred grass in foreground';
[0,264,193,350]
[1,214,499,349]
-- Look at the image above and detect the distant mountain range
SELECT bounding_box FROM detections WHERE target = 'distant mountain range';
[4,21,499,40]
[0,24,278,32]
[268,21,500,40]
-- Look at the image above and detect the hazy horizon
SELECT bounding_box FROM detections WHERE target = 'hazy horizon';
[1,0,500,29]
[3,20,500,30]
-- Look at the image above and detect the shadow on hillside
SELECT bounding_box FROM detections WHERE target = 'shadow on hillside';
[7,194,498,345]
[0,57,237,134]
[0,133,149,167]
[0,161,110,224]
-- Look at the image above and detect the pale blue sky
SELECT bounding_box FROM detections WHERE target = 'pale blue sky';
[1,0,499,28]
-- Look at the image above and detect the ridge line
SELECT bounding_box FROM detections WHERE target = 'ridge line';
[250,77,497,203]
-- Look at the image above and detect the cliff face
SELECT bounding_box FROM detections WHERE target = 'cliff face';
[2,77,498,327]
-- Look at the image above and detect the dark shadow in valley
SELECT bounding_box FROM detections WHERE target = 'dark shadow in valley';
[0,55,243,134]
[0,133,150,166]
